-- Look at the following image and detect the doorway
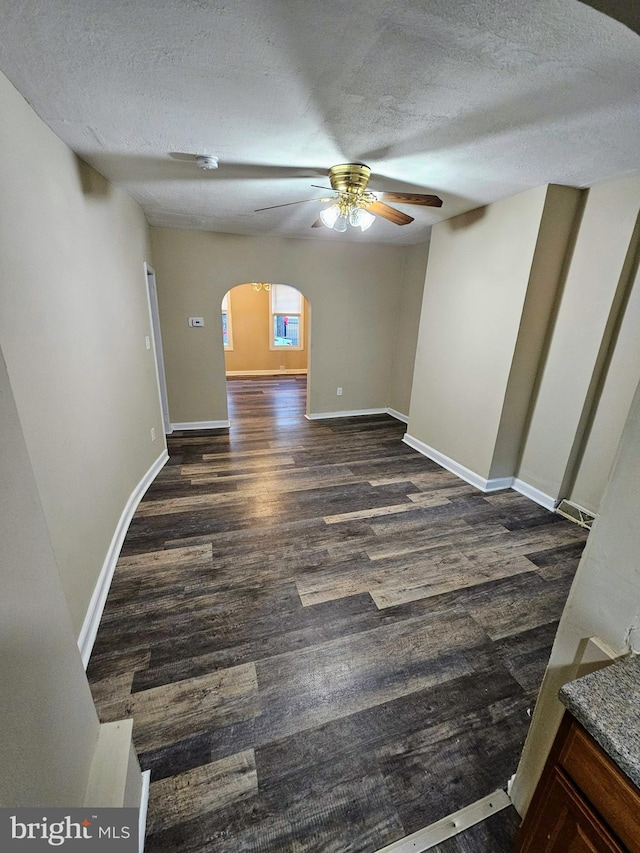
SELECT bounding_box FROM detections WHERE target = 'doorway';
[220,281,310,415]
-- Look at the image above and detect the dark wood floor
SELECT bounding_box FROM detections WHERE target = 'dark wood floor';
[87,377,588,853]
[428,806,522,852]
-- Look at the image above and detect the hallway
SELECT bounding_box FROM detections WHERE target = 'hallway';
[87,377,589,852]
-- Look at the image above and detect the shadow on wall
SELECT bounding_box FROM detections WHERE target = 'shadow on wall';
[445,205,487,231]
[558,207,640,499]
[75,157,112,197]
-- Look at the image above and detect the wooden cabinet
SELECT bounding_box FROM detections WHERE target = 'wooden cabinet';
[513,713,640,853]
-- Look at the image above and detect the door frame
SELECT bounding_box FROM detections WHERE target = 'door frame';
[144,262,172,434]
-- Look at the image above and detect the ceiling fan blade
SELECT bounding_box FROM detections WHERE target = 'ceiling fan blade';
[366,200,414,225]
[254,196,333,212]
[311,217,324,228]
[379,192,443,208]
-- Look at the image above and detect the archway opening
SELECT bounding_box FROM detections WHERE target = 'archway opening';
[219,282,310,420]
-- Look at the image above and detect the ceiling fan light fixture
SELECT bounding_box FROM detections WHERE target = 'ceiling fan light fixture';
[320,196,374,232]
[334,213,348,232]
[348,205,362,227]
[320,204,340,228]
[358,209,375,231]
[254,162,443,231]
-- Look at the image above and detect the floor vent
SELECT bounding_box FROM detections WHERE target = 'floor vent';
[555,499,595,530]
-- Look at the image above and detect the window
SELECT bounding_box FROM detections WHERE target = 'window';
[270,284,303,350]
[222,291,233,350]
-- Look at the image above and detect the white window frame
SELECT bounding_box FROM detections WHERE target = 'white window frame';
[269,285,304,351]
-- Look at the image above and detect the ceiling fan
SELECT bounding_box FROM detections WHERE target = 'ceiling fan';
[254,163,442,232]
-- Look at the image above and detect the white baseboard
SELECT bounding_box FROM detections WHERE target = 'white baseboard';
[78,449,169,668]
[170,420,231,430]
[226,369,307,376]
[387,407,409,423]
[402,435,562,512]
[486,476,516,491]
[402,433,508,493]
[306,407,388,420]
[139,770,151,853]
[512,478,556,511]
[304,407,407,423]
[375,789,511,852]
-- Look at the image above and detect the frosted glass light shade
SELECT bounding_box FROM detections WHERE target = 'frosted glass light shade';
[334,214,348,232]
[348,206,361,226]
[320,204,340,228]
[358,209,375,231]
[320,201,376,232]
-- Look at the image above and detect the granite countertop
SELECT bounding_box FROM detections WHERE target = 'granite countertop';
[559,653,640,789]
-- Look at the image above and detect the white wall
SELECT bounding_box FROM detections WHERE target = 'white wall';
[0,70,165,636]
[149,227,417,423]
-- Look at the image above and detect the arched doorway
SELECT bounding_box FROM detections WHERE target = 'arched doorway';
[219,281,310,415]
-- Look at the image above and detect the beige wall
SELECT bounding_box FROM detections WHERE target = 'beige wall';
[509,174,640,812]
[407,185,581,482]
[570,251,640,511]
[490,186,584,480]
[389,244,429,417]
[3,50,637,816]
[516,175,640,511]
[0,347,100,806]
[223,283,308,374]
[149,227,414,422]
[399,173,640,820]
[0,70,164,636]
[406,172,640,812]
[511,374,640,815]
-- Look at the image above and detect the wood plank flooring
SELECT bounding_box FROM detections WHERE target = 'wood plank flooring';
[87,377,589,853]
[427,806,522,852]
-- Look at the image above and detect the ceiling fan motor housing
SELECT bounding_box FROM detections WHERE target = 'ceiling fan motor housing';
[328,163,371,195]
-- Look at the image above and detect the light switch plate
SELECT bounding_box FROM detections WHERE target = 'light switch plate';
[189,317,205,327]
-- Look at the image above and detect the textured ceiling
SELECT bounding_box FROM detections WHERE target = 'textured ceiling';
[1,0,639,245]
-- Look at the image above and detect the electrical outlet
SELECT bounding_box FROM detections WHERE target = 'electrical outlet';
[145,335,151,350]
[337,387,343,396]
[151,427,156,441]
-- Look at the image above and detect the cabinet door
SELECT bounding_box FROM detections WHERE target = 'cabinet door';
[515,768,626,853]
[559,719,640,852]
